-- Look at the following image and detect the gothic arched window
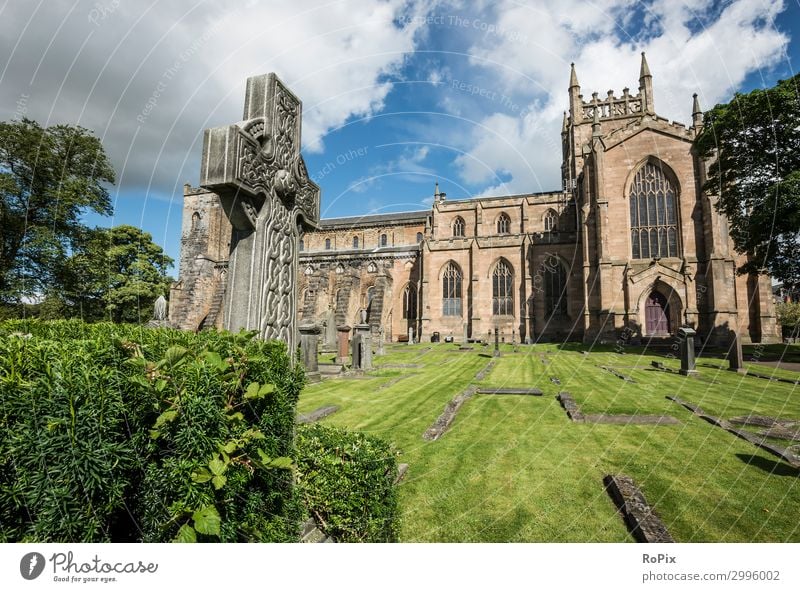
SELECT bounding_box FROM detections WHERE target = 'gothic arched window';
[191,211,201,231]
[380,233,388,247]
[629,162,679,259]
[442,261,463,316]
[543,255,567,317]
[497,212,511,234]
[416,232,423,243]
[299,239,305,251]
[492,259,513,315]
[544,209,557,232]
[402,284,417,320]
[353,235,359,249]
[452,217,465,237]
[325,238,331,250]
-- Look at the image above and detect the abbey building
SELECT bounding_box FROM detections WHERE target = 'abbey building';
[171,56,780,346]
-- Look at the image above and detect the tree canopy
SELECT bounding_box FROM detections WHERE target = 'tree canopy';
[695,75,800,289]
[0,118,115,301]
[60,225,174,323]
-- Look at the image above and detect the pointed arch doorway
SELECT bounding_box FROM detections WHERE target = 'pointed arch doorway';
[645,291,670,335]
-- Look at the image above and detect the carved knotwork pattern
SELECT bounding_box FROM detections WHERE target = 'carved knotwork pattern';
[259,191,297,350]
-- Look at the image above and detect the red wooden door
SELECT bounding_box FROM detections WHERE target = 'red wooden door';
[645,291,670,335]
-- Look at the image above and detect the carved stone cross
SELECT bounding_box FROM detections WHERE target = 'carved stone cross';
[200,73,320,353]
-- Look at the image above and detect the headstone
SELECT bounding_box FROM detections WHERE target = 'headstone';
[335,325,351,365]
[298,324,321,381]
[153,295,168,321]
[728,330,745,373]
[323,307,336,350]
[407,326,415,344]
[377,327,385,356]
[352,323,372,371]
[678,326,698,376]
[199,73,320,354]
[462,322,469,344]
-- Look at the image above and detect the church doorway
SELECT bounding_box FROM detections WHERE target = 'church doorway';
[645,291,670,335]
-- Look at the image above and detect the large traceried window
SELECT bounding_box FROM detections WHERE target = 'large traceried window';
[402,284,417,320]
[629,162,679,259]
[442,261,463,316]
[492,259,513,315]
[543,255,567,317]
[452,216,465,237]
[497,212,511,234]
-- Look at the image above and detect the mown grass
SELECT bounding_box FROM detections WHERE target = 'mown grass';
[298,342,800,542]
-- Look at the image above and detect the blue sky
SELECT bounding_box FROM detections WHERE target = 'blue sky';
[1,0,797,273]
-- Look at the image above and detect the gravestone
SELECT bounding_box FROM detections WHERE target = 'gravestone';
[323,307,336,351]
[678,326,698,376]
[377,327,385,356]
[727,330,745,373]
[335,325,351,365]
[298,324,321,381]
[199,73,320,354]
[408,326,415,344]
[352,322,372,371]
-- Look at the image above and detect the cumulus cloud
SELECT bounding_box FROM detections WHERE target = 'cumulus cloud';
[0,0,435,198]
[446,0,789,196]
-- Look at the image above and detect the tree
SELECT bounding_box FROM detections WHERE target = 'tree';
[0,118,115,301]
[61,225,174,323]
[695,75,800,289]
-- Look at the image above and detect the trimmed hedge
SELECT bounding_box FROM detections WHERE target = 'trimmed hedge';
[0,320,304,542]
[295,424,399,542]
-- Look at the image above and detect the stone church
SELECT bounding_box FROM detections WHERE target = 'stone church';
[170,55,780,347]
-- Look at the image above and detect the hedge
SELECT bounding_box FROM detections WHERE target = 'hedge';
[0,320,305,542]
[295,424,399,542]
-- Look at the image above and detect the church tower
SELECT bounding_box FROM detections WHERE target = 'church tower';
[561,54,779,345]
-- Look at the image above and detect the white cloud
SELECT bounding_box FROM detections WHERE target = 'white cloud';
[0,0,438,194]
[449,0,789,195]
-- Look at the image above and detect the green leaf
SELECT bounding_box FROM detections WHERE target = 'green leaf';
[202,351,228,371]
[154,378,168,393]
[244,382,260,399]
[192,505,221,536]
[154,409,178,427]
[225,412,244,423]
[174,524,197,543]
[221,441,237,454]
[258,383,275,397]
[191,468,212,483]
[149,429,160,440]
[268,456,293,470]
[129,374,150,388]
[211,475,227,490]
[208,457,226,476]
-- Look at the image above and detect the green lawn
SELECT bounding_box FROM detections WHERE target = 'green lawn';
[299,342,800,542]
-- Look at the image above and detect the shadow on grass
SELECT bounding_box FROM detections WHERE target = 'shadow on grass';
[735,453,800,477]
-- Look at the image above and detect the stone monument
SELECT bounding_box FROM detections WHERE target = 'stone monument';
[352,314,372,371]
[194,72,320,353]
[335,325,351,365]
[323,306,336,351]
[678,326,698,376]
[727,329,745,373]
[493,327,500,357]
[298,323,321,381]
[153,295,168,321]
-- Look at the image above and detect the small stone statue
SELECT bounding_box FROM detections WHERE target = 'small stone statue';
[153,295,168,321]
[360,308,368,324]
